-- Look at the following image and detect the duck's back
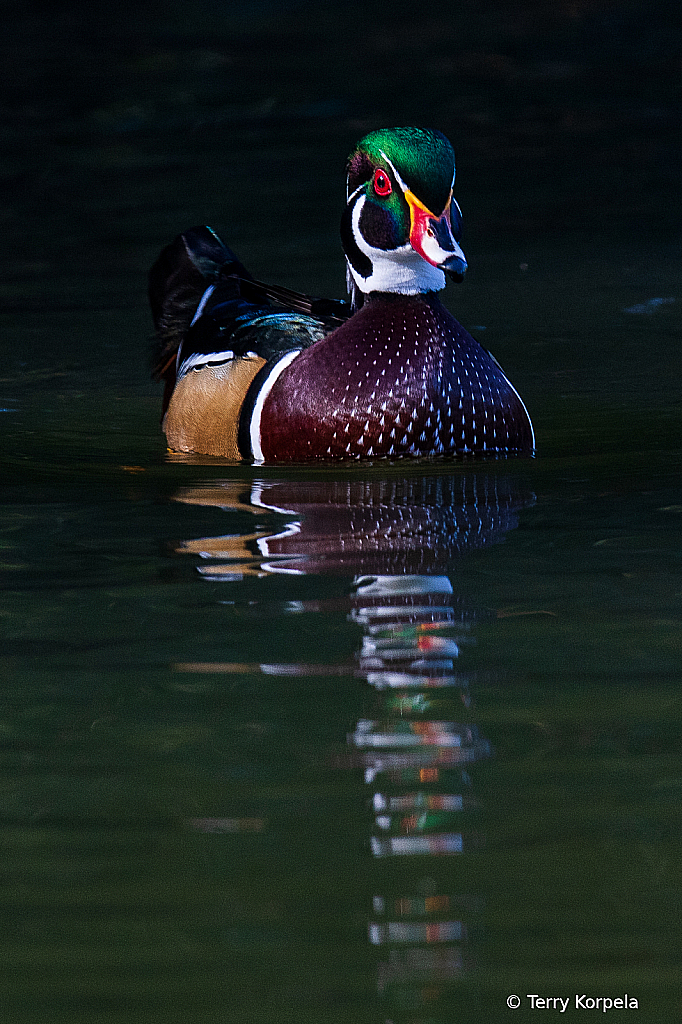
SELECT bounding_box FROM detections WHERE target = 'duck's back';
[255,293,534,461]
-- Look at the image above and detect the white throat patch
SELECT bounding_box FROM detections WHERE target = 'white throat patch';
[348,195,446,295]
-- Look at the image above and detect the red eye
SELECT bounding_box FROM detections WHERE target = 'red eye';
[373,167,392,197]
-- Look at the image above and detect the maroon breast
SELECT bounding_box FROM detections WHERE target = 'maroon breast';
[259,293,533,461]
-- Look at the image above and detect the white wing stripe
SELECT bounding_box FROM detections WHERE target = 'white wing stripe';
[189,284,216,327]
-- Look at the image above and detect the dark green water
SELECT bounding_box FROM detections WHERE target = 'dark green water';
[2,2,682,1021]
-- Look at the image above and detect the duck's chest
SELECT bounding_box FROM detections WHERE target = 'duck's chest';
[258,296,531,460]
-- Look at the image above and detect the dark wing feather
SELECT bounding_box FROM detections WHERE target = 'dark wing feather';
[149,225,351,395]
[242,278,350,323]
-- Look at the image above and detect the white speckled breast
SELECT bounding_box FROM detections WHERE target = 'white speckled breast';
[256,293,533,461]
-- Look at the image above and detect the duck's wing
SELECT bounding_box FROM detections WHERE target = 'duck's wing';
[149,226,351,405]
[176,289,337,378]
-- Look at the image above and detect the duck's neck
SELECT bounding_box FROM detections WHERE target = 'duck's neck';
[345,252,446,298]
[362,289,444,307]
[346,262,446,314]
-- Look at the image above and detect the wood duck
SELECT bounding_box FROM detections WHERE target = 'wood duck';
[149,127,534,461]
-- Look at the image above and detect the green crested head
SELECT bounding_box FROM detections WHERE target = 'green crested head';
[347,127,455,216]
[341,126,466,299]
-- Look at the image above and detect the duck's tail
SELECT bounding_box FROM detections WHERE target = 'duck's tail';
[149,225,250,393]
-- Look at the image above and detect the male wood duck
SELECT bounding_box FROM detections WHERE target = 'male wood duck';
[149,127,534,461]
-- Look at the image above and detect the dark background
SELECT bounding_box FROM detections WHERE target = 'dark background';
[3,0,681,300]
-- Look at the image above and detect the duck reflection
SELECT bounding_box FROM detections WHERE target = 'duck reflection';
[174,474,528,577]
[173,473,531,1022]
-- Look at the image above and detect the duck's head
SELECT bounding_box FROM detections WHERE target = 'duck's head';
[341,127,467,301]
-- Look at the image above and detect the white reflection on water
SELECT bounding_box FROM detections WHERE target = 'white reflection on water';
[346,571,486,1016]
[172,472,532,1022]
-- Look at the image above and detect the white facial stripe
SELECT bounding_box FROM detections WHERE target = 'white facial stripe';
[420,233,450,266]
[380,148,456,215]
[419,232,466,268]
[249,349,301,464]
[347,178,366,203]
[351,196,412,264]
[378,150,409,194]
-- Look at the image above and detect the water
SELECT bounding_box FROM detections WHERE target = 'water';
[2,2,682,1021]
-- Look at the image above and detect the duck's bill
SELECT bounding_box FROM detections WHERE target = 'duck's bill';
[405,189,467,282]
[441,250,467,283]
